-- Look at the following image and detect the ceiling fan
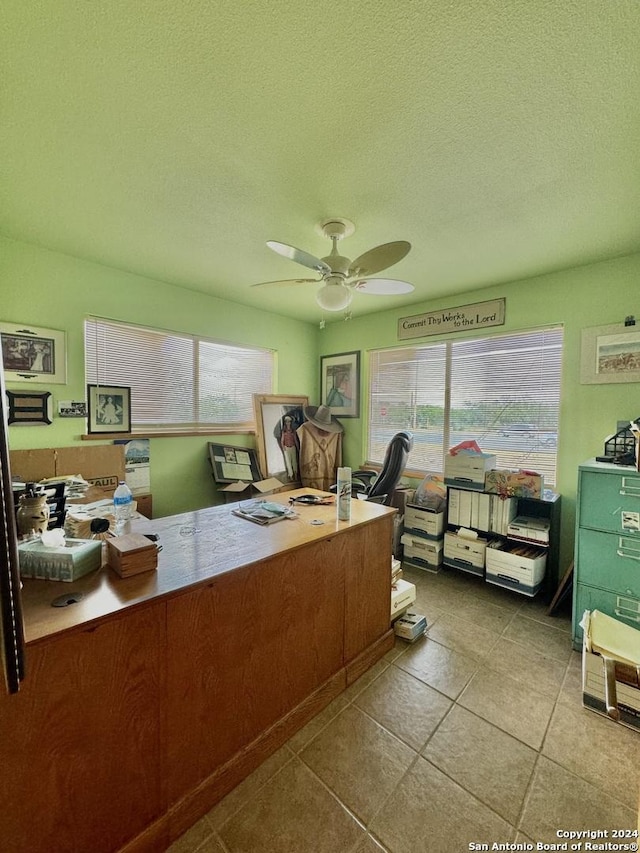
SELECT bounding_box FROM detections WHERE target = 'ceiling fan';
[252,218,414,312]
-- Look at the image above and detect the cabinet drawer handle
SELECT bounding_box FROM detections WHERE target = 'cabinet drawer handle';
[615,609,640,623]
[616,549,640,561]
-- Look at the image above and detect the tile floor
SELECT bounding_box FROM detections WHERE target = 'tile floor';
[169,567,640,853]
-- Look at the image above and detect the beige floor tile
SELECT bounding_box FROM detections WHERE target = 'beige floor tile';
[342,659,389,702]
[425,612,502,661]
[355,834,389,852]
[194,837,229,853]
[450,596,518,634]
[483,636,568,699]
[286,693,352,753]
[299,705,416,824]
[458,666,556,749]
[167,815,216,853]
[422,705,537,824]
[382,638,407,663]
[219,758,365,853]
[557,649,583,707]
[207,746,294,830]
[355,664,452,750]
[542,701,640,810]
[502,614,573,663]
[395,637,480,699]
[371,756,514,853]
[465,579,525,612]
[519,756,637,843]
[518,597,572,633]
[410,590,445,629]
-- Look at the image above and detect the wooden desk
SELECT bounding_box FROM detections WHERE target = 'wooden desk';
[0,491,395,853]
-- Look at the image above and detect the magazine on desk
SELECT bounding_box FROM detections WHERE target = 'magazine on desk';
[232,500,290,525]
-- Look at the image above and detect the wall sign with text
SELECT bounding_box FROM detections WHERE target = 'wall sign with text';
[398,298,505,340]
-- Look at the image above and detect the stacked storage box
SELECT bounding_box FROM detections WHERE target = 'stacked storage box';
[401,504,445,573]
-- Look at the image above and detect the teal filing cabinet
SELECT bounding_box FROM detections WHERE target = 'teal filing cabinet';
[572,460,640,649]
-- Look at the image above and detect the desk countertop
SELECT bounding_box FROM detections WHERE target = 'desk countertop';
[20,489,395,645]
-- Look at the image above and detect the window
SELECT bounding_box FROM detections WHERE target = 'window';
[368,327,563,486]
[85,317,274,433]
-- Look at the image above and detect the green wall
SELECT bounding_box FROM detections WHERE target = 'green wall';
[4,233,640,575]
[1,236,318,517]
[321,252,640,574]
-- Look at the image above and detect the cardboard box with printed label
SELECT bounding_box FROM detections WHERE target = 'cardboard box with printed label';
[444,453,496,490]
[404,505,445,540]
[443,530,487,576]
[401,533,443,572]
[485,542,547,596]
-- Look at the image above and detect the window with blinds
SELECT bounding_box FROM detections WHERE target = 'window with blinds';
[368,326,563,486]
[85,318,274,433]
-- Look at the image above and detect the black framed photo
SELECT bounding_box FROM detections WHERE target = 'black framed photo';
[0,321,67,384]
[207,442,262,484]
[6,390,52,425]
[320,350,360,418]
[87,384,131,434]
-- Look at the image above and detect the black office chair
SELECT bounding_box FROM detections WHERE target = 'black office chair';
[350,431,414,506]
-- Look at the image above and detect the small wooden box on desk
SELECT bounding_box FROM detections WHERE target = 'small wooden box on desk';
[107,533,158,577]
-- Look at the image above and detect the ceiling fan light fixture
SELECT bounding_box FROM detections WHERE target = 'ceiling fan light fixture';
[316,281,352,312]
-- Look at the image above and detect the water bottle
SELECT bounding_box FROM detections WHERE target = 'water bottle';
[337,467,352,522]
[113,481,133,532]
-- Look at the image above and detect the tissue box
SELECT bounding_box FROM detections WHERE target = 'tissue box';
[18,538,102,582]
[484,469,543,498]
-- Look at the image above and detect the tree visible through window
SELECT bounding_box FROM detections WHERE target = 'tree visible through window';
[85,318,274,433]
[368,327,563,486]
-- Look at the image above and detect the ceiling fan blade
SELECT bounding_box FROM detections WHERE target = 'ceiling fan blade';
[352,278,415,296]
[251,277,321,288]
[267,241,332,274]
[348,241,411,277]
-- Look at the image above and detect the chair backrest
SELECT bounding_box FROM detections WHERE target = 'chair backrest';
[367,431,414,505]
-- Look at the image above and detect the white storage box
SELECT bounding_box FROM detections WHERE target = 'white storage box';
[506,516,550,545]
[444,452,496,490]
[485,542,546,596]
[404,505,445,540]
[391,578,416,618]
[443,529,487,576]
[401,533,443,572]
[581,610,640,732]
[394,611,427,642]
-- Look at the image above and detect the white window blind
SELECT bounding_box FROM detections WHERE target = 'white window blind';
[85,318,274,433]
[368,327,563,486]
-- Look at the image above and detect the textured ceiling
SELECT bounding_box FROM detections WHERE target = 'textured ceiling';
[2,0,639,323]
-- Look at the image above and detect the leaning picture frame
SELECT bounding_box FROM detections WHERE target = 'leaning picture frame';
[253,394,308,488]
[87,384,132,434]
[0,321,67,385]
[320,350,360,418]
[580,323,640,384]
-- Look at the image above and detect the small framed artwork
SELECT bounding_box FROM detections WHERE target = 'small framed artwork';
[58,400,87,418]
[6,391,52,425]
[87,384,131,434]
[320,350,360,418]
[0,322,67,384]
[581,323,640,384]
[207,442,262,484]
[253,394,309,487]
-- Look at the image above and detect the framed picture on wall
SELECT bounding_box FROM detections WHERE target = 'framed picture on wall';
[0,322,67,384]
[87,384,131,434]
[320,350,360,418]
[6,391,52,425]
[253,394,308,488]
[580,323,640,384]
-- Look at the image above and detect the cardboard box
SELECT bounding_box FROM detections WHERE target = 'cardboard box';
[484,469,543,499]
[394,612,427,641]
[506,515,550,545]
[485,542,546,596]
[443,529,487,575]
[18,538,102,582]
[582,610,640,732]
[401,533,443,572]
[404,505,445,540]
[444,452,496,490]
[10,445,126,498]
